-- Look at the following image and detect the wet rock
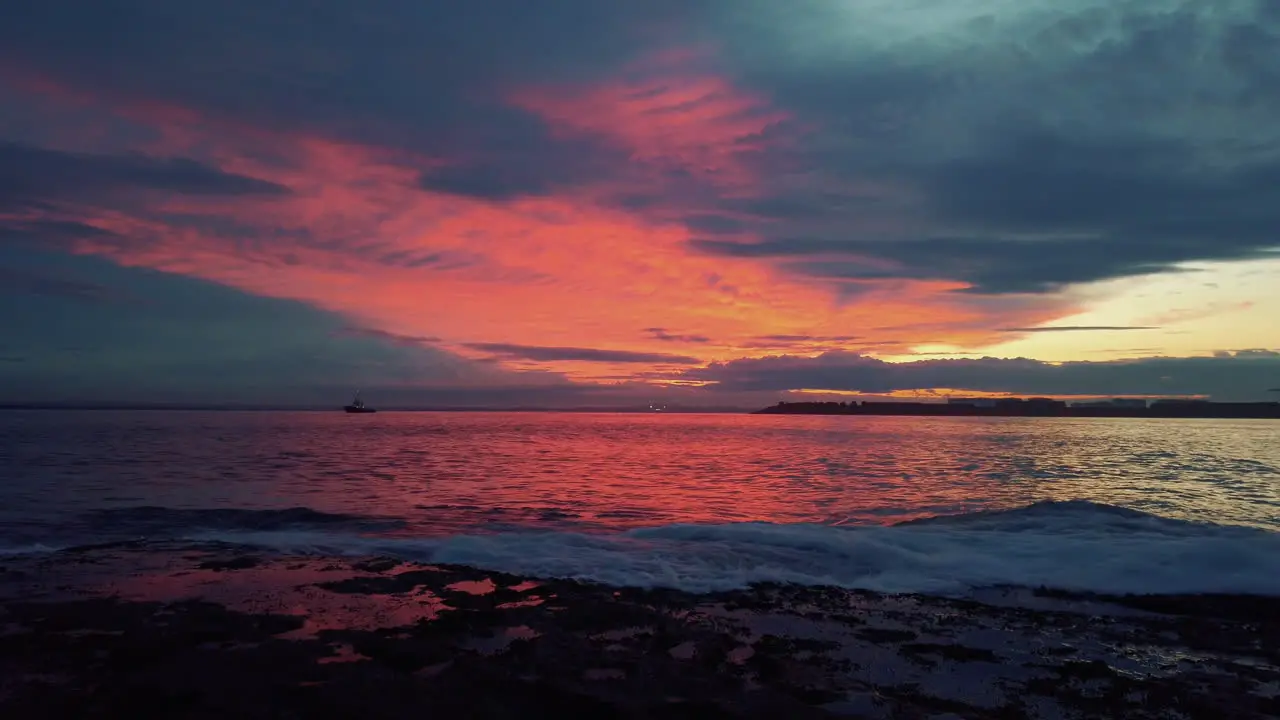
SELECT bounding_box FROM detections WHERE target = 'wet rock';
[1,547,1277,719]
[197,555,262,571]
[901,642,1000,663]
[855,627,917,643]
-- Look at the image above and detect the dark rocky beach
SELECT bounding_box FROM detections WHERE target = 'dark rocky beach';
[2,543,1277,719]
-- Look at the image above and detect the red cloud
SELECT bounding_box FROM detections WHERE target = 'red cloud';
[1,55,1077,384]
[509,53,793,198]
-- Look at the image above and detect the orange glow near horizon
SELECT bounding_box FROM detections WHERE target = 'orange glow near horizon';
[789,389,1213,402]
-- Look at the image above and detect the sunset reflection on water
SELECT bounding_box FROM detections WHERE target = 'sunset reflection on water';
[1,411,1277,537]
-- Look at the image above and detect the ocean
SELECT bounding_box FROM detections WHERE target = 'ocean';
[4,410,1278,596]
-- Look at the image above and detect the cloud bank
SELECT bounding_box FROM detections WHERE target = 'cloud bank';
[682,350,1280,402]
[1,0,1277,402]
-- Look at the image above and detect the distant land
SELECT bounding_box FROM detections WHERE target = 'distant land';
[756,397,1280,419]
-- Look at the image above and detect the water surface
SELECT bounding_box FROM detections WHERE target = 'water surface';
[2,411,1276,534]
[3,411,1278,595]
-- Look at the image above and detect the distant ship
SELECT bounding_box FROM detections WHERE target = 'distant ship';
[343,391,376,414]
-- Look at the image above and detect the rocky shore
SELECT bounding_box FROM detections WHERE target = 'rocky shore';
[2,543,1277,718]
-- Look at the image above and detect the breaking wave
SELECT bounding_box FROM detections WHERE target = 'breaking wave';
[0,543,58,557]
[81,505,406,535]
[180,501,1280,596]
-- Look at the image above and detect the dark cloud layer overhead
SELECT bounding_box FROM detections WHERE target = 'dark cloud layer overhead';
[695,1,1280,293]
[4,1,1277,289]
[692,133,1280,293]
[0,0,702,169]
[0,0,1277,403]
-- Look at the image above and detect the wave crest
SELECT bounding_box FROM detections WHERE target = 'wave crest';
[83,505,405,534]
[183,501,1280,597]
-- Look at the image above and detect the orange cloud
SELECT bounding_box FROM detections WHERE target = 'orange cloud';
[2,55,1076,385]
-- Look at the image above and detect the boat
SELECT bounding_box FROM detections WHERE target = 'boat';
[343,391,376,414]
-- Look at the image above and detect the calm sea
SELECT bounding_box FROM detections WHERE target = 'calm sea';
[3,411,1279,595]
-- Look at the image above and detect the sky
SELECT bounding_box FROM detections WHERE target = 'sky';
[1,0,1278,406]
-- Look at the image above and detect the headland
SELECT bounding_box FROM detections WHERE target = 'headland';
[756,397,1280,418]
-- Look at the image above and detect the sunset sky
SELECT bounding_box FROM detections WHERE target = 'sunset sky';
[2,0,1278,406]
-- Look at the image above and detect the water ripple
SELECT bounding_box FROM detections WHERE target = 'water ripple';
[0,412,1277,546]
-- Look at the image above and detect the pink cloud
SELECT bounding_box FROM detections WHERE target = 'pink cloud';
[1,54,1078,385]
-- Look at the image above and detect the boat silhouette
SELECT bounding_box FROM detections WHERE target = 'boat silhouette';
[343,391,376,414]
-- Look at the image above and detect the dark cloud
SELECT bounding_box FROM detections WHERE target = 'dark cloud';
[0,217,162,260]
[739,334,868,351]
[417,115,627,200]
[755,334,860,343]
[0,249,527,404]
[644,328,712,344]
[463,343,703,365]
[923,134,1218,231]
[338,327,441,346]
[0,1,699,159]
[369,249,483,271]
[419,163,559,201]
[719,195,835,221]
[0,219,118,245]
[884,134,1280,292]
[680,214,746,235]
[694,227,1280,295]
[682,351,1280,401]
[698,4,1280,293]
[0,142,288,213]
[999,326,1157,333]
[0,265,137,304]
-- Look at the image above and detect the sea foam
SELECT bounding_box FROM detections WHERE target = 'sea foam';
[184,501,1280,596]
[0,543,58,556]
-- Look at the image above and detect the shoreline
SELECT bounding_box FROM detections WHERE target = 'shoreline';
[2,544,1277,718]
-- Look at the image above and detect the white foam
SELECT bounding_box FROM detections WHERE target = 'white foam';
[184,501,1280,596]
[0,543,58,556]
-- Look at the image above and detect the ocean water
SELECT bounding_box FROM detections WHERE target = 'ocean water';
[2,411,1278,596]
